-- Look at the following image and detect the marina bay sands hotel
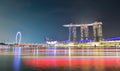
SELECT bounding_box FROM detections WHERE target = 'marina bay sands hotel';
[63,22,102,42]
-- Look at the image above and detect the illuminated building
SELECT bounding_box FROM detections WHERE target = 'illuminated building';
[93,22,103,42]
[11,22,120,47]
[63,22,103,43]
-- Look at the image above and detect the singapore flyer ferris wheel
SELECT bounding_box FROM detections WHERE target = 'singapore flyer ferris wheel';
[16,32,22,44]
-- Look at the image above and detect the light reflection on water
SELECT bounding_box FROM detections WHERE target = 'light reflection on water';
[13,47,21,71]
[21,46,120,71]
[0,46,120,71]
[24,58,120,71]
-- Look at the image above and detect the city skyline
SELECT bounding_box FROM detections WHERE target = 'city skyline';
[0,0,120,43]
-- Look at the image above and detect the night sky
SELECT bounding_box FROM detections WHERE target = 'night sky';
[0,0,120,43]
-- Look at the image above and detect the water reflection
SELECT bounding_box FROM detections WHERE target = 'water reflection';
[1,46,120,71]
[24,58,120,71]
[20,46,120,56]
[68,47,71,57]
[54,46,56,56]
[22,46,120,71]
[13,47,21,71]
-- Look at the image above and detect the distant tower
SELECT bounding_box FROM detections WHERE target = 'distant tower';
[68,25,72,41]
[80,26,84,40]
[84,25,89,40]
[63,23,77,43]
[16,32,22,44]
[80,25,89,40]
[93,22,102,42]
[72,26,77,43]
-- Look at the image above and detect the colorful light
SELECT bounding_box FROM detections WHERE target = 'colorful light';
[16,32,22,44]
